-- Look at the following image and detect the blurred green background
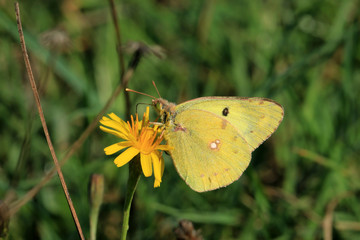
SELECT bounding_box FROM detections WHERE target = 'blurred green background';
[1,0,360,239]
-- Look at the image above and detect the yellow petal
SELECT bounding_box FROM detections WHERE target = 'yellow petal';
[153,152,164,188]
[151,152,163,184]
[140,153,153,177]
[160,156,165,176]
[154,178,161,188]
[114,147,139,167]
[101,119,128,133]
[99,116,110,123]
[108,113,122,122]
[99,126,129,140]
[100,118,129,136]
[145,107,149,119]
[104,141,131,155]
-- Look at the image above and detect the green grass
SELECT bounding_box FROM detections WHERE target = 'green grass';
[1,0,360,239]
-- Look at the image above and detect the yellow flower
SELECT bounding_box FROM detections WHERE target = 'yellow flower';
[99,107,172,187]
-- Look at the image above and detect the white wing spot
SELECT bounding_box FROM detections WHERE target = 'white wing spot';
[209,139,221,151]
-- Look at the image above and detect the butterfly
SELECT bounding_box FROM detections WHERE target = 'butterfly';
[128,87,284,192]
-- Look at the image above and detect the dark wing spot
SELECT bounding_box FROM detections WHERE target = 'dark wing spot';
[222,107,229,116]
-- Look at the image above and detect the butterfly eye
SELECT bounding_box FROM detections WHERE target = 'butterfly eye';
[222,107,229,116]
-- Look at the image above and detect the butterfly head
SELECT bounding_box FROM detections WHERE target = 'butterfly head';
[125,86,177,125]
[152,98,176,124]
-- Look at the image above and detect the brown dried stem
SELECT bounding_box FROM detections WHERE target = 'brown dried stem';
[14,2,85,239]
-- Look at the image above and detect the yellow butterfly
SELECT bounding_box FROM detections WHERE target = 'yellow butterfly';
[152,96,284,192]
[128,88,284,192]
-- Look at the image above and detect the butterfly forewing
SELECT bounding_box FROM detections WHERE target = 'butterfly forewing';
[175,97,284,150]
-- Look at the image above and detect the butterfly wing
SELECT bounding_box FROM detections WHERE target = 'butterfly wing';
[165,109,252,192]
[174,97,284,150]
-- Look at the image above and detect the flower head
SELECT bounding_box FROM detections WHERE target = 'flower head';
[99,107,172,187]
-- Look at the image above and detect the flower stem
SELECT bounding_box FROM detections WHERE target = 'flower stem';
[121,157,141,240]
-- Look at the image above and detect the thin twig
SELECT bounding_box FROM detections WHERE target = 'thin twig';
[14,3,85,240]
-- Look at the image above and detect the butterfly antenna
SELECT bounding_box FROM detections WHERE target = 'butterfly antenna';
[152,81,162,98]
[126,88,156,99]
